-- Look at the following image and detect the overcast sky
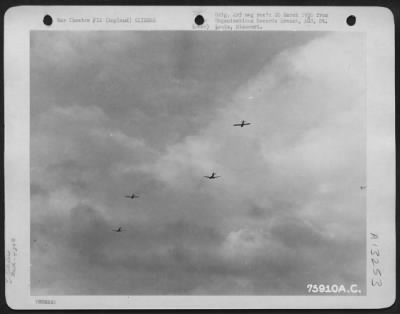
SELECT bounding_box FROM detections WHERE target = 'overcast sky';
[31,31,366,295]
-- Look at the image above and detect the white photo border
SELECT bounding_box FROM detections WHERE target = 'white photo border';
[4,5,395,309]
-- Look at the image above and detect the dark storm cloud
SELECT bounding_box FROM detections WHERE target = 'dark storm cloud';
[31,31,366,295]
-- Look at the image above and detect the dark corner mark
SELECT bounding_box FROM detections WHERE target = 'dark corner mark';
[194,14,204,25]
[43,14,52,26]
[346,15,356,26]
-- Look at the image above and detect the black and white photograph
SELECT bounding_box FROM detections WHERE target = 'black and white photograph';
[30,30,367,295]
[4,6,395,309]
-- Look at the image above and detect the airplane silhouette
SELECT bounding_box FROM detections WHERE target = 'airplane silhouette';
[204,172,221,179]
[125,193,139,199]
[360,186,367,190]
[233,120,251,128]
[112,227,123,232]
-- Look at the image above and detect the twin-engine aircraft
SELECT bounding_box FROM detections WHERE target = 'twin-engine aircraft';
[204,172,221,179]
[125,193,139,199]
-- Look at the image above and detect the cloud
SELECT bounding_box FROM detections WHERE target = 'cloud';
[31,31,366,295]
